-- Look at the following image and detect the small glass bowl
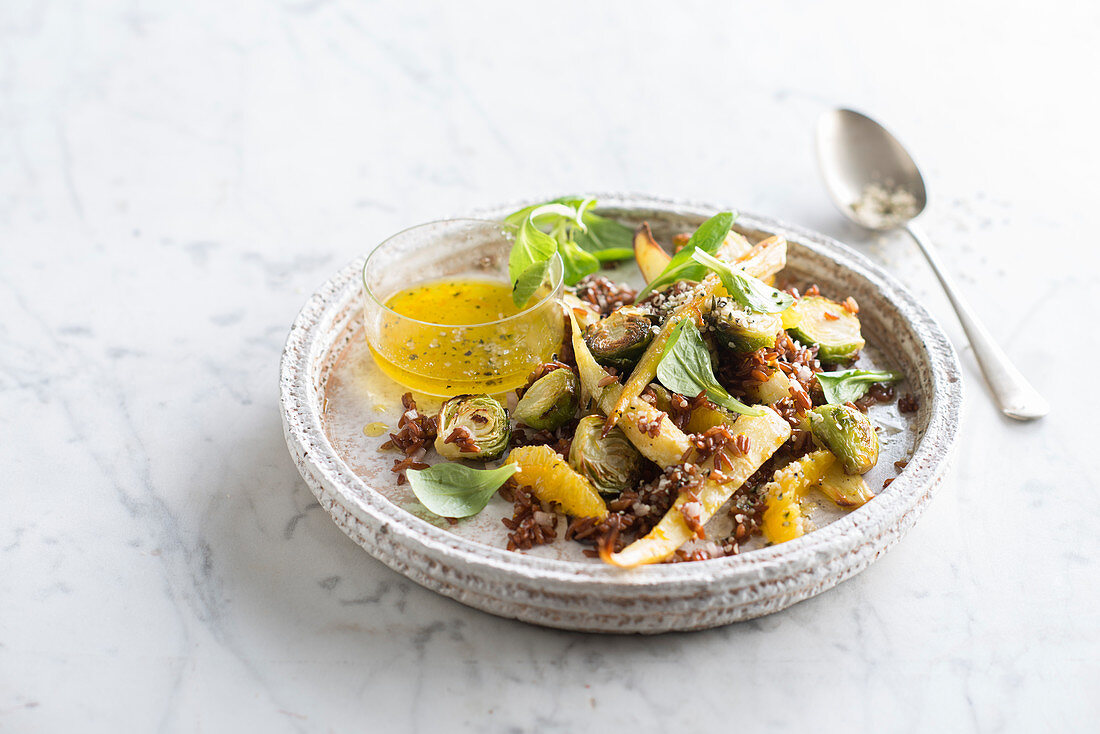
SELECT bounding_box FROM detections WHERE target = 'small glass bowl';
[362,219,565,397]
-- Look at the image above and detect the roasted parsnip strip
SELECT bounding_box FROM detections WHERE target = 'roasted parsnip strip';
[634,226,754,285]
[735,235,787,281]
[569,311,691,467]
[604,274,719,431]
[561,292,602,330]
[604,237,787,432]
[602,408,791,567]
[633,224,670,284]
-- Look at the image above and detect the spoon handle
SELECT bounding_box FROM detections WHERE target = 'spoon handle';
[904,223,1049,420]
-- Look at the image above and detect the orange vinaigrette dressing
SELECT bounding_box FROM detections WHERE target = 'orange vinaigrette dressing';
[368,278,563,396]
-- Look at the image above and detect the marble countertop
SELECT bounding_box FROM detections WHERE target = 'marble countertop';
[3,1,1098,731]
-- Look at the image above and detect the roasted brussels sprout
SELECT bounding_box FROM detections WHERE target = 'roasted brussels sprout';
[707,296,783,352]
[434,394,510,460]
[584,305,655,368]
[786,295,865,363]
[513,368,579,430]
[808,404,879,475]
[568,415,644,495]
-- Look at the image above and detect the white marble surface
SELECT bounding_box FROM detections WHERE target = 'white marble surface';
[2,1,1098,731]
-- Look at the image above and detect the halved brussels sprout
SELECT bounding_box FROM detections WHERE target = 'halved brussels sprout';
[786,295,865,363]
[808,403,879,475]
[434,394,510,460]
[568,415,644,495]
[584,305,655,368]
[513,368,579,430]
[707,296,783,352]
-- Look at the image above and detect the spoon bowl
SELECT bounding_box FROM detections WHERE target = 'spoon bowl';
[817,109,928,229]
[815,108,1048,420]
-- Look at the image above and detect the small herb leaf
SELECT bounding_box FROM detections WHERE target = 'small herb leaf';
[636,212,735,299]
[690,249,794,314]
[656,320,766,417]
[509,215,557,285]
[558,237,601,284]
[512,259,551,309]
[575,211,635,261]
[406,462,519,519]
[815,369,903,406]
[505,197,575,228]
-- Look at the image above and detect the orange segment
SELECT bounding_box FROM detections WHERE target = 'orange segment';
[506,445,608,519]
[761,450,835,544]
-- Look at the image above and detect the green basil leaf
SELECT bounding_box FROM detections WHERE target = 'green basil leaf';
[503,196,585,228]
[530,202,588,231]
[512,259,550,308]
[591,247,635,262]
[506,198,599,304]
[656,320,766,417]
[690,249,794,314]
[636,212,735,300]
[406,462,519,518]
[686,211,737,252]
[509,215,558,285]
[816,369,903,406]
[575,211,634,260]
[558,237,600,285]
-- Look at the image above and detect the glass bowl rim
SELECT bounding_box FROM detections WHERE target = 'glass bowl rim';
[361,218,565,328]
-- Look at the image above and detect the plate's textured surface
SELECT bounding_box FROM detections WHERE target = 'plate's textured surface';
[280,195,962,633]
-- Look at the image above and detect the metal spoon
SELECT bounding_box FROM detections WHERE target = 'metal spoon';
[815,108,1049,420]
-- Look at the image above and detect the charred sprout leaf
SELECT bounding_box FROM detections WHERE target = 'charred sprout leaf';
[406,462,519,518]
[816,369,903,405]
[818,462,875,508]
[706,296,783,352]
[656,320,766,417]
[635,212,735,300]
[691,249,794,314]
[786,296,865,363]
[568,415,644,496]
[434,395,511,460]
[584,305,655,368]
[513,369,579,430]
[808,404,880,475]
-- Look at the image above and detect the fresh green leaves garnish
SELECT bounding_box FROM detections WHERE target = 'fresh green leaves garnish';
[656,320,766,417]
[504,197,634,307]
[405,462,519,518]
[557,237,601,286]
[636,212,735,300]
[690,249,794,314]
[815,369,903,406]
[508,214,559,307]
[574,210,635,261]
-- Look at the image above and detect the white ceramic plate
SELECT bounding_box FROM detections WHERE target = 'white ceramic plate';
[280,194,962,633]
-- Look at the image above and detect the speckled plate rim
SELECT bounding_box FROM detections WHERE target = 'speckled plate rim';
[280,193,963,631]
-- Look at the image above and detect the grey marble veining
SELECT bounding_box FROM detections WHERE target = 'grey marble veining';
[1,1,1097,731]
